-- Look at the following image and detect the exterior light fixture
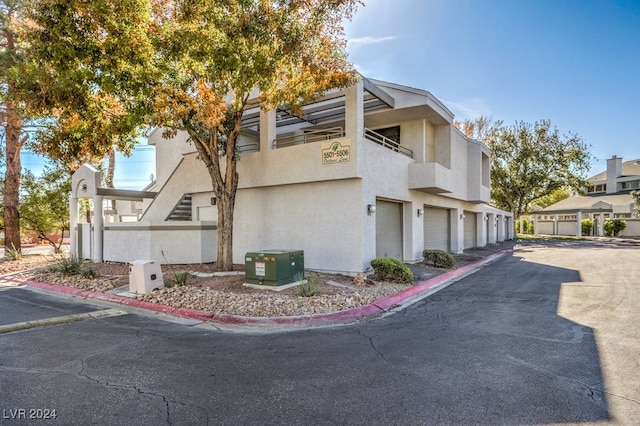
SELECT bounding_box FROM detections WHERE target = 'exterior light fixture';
[81,183,88,192]
[417,208,424,217]
[211,198,217,205]
[460,213,466,220]
[367,204,376,215]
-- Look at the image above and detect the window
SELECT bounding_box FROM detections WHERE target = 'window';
[587,184,607,193]
[621,180,640,190]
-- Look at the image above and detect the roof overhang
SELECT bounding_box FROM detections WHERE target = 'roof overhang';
[96,188,157,201]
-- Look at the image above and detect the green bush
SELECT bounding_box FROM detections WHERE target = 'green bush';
[49,255,86,275]
[604,219,627,237]
[80,266,98,278]
[515,218,535,235]
[172,270,190,286]
[422,249,456,269]
[581,219,593,236]
[298,275,320,297]
[370,258,413,283]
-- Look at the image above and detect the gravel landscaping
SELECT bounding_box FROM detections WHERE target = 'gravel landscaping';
[2,241,514,318]
[4,255,415,317]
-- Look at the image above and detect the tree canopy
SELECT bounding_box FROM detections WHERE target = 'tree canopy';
[23,0,361,270]
[19,162,70,253]
[456,116,592,218]
[485,119,591,218]
[146,0,360,270]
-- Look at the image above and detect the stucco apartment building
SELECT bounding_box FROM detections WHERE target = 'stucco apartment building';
[530,156,640,237]
[70,77,513,274]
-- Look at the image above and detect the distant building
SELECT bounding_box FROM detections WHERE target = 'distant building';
[531,156,640,237]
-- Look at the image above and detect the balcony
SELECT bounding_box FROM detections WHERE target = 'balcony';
[364,128,413,158]
[408,162,452,194]
[273,127,345,148]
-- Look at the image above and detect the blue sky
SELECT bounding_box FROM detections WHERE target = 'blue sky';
[17,0,639,186]
[344,0,640,169]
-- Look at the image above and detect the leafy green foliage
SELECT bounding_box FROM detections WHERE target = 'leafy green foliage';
[370,258,413,283]
[604,219,627,237]
[581,219,593,236]
[19,162,71,253]
[483,120,591,218]
[532,187,571,210]
[515,218,535,234]
[147,0,360,271]
[422,250,456,269]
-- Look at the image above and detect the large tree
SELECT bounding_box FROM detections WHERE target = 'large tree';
[484,119,591,218]
[20,162,70,253]
[25,0,360,270]
[0,0,30,251]
[148,0,360,270]
[22,0,154,169]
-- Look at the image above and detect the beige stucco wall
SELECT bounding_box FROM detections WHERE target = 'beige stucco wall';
[103,221,217,264]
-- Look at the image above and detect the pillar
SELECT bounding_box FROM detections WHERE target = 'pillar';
[576,211,582,237]
[259,108,276,151]
[345,79,364,143]
[598,213,604,236]
[93,195,103,262]
[450,209,464,254]
[69,196,79,257]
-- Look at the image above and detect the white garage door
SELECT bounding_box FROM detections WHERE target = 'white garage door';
[376,200,403,259]
[463,212,476,249]
[424,207,449,251]
[537,221,554,235]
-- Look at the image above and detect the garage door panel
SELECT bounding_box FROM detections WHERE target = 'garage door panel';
[424,207,449,251]
[376,201,403,259]
[463,212,476,249]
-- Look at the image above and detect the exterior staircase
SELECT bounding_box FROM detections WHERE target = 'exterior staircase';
[166,194,192,221]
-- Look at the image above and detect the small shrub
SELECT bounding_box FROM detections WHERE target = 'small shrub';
[4,246,23,261]
[370,258,413,283]
[49,255,85,275]
[298,275,320,297]
[604,219,627,237]
[172,270,190,286]
[422,249,456,269]
[516,218,535,235]
[80,266,98,278]
[581,219,593,236]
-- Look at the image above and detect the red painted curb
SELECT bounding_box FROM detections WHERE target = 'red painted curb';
[4,248,511,326]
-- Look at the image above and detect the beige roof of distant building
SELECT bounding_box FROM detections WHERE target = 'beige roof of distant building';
[589,158,640,181]
[539,193,633,214]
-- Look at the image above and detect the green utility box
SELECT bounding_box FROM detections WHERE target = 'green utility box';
[245,250,304,286]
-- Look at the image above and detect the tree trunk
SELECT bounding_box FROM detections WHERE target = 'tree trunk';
[216,193,235,271]
[3,107,23,251]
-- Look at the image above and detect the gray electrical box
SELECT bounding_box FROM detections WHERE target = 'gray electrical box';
[245,250,304,286]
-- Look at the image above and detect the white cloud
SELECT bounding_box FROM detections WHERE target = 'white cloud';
[347,36,397,51]
[444,98,493,120]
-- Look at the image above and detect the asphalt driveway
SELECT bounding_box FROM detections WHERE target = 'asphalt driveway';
[1,239,638,425]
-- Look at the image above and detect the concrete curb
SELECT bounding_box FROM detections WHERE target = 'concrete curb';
[3,248,511,327]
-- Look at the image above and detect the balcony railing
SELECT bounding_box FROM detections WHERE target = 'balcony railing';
[237,141,259,154]
[364,128,413,158]
[273,127,344,149]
